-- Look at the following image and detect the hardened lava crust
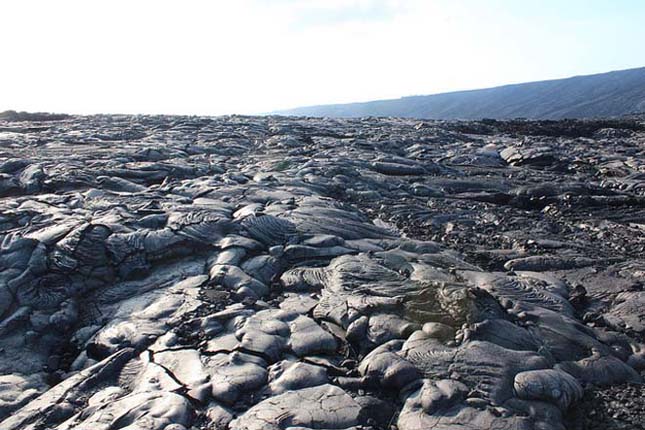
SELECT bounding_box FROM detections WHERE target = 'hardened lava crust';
[1,111,644,429]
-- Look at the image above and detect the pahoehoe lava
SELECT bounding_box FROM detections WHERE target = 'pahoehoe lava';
[1,112,645,430]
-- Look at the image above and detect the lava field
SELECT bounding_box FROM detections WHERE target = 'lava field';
[1,112,645,430]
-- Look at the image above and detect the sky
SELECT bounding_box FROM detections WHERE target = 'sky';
[2,0,645,115]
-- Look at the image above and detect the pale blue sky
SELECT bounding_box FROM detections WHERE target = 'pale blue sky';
[1,0,644,115]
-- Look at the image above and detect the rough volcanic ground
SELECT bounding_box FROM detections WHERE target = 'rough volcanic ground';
[1,113,644,430]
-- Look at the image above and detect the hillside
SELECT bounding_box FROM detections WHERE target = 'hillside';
[275,67,645,119]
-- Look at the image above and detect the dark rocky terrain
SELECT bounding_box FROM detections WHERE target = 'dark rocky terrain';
[1,112,645,430]
[276,67,645,120]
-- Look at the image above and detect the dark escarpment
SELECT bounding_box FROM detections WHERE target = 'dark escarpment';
[1,113,644,430]
[275,66,645,120]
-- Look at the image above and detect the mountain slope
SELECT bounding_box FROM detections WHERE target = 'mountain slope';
[275,67,645,119]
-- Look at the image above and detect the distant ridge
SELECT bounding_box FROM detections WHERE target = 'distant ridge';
[274,67,645,120]
[0,110,71,122]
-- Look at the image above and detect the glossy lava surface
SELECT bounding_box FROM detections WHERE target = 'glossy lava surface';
[1,113,645,430]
